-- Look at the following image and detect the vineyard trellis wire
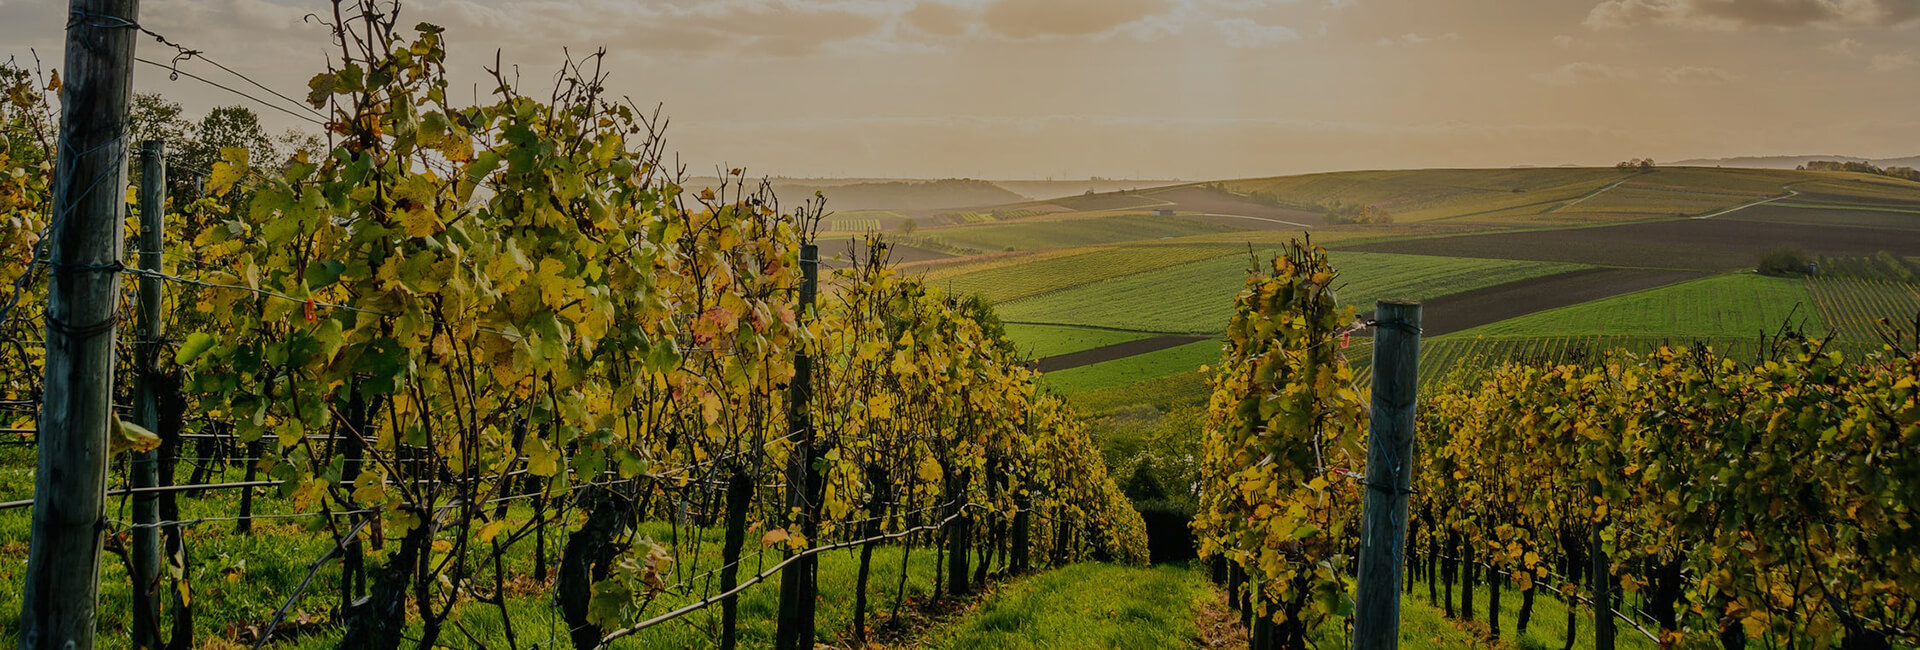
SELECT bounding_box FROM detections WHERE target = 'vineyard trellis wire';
[0,3,1148,650]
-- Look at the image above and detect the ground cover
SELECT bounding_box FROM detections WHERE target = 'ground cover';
[1003,323,1151,359]
[913,214,1239,254]
[933,245,1236,304]
[921,563,1208,649]
[1415,268,1705,337]
[1339,214,1920,271]
[1806,277,1920,344]
[1452,274,1826,340]
[1038,340,1223,395]
[999,252,1585,335]
[1219,168,1626,222]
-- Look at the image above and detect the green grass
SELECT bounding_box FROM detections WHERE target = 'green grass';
[1403,577,1661,650]
[924,563,1207,650]
[1457,273,1827,340]
[0,450,947,650]
[915,214,1237,254]
[1000,251,1587,335]
[1065,370,1211,415]
[1040,340,1222,395]
[935,245,1236,304]
[1004,323,1150,359]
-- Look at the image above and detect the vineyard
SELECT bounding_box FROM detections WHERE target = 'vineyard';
[0,6,1145,649]
[1193,241,1920,649]
[6,1,1920,649]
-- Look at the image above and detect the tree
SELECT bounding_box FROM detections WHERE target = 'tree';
[175,105,272,201]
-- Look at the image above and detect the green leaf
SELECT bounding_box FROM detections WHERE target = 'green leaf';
[175,332,218,365]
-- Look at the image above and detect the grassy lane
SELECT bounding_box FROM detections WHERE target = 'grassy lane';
[922,563,1209,649]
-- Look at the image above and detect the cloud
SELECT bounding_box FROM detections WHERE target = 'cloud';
[1871,51,1917,69]
[1584,0,1920,30]
[1531,62,1640,84]
[904,1,973,37]
[1661,65,1743,83]
[1376,32,1458,46]
[1215,17,1303,47]
[981,0,1169,39]
[1825,36,1866,55]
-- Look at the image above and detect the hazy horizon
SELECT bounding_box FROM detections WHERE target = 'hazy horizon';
[5,0,1917,179]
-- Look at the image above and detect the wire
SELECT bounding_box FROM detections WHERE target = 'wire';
[133,57,327,128]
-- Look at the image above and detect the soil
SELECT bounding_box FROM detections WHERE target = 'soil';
[1409,268,1707,336]
[1035,335,1211,372]
[1338,215,1920,271]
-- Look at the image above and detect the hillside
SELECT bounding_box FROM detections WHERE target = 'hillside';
[888,165,1920,412]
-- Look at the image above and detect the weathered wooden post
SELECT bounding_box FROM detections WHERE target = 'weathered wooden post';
[131,139,166,650]
[776,242,820,650]
[19,0,140,647]
[1351,300,1422,650]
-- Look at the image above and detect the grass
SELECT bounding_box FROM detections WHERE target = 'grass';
[923,563,1208,649]
[1220,168,1629,222]
[1004,323,1150,359]
[0,448,947,650]
[1040,340,1222,395]
[1065,370,1211,415]
[999,251,1587,335]
[932,245,1236,304]
[1403,576,1661,650]
[914,214,1237,254]
[1456,273,1827,340]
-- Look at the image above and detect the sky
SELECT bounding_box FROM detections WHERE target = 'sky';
[3,0,1917,179]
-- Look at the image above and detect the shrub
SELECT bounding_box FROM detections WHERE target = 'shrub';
[1757,247,1809,276]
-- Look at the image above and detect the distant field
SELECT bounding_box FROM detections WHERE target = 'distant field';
[1045,192,1168,212]
[1000,251,1586,335]
[1728,204,1920,231]
[934,245,1235,303]
[1004,323,1150,359]
[1392,332,1891,390]
[1341,210,1920,270]
[1806,277,1920,343]
[1455,273,1826,339]
[1221,168,1625,222]
[1039,340,1221,395]
[1416,267,1704,336]
[914,214,1236,254]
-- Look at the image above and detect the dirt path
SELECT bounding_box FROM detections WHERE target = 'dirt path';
[1035,335,1209,372]
[1691,188,1800,219]
[1195,212,1318,229]
[1547,175,1637,213]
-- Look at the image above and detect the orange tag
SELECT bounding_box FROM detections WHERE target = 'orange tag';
[304,299,317,323]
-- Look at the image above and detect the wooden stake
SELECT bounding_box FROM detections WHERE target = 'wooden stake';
[1351,300,1422,650]
[131,139,165,650]
[19,0,140,647]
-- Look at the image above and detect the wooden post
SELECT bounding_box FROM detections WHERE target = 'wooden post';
[775,243,819,650]
[1351,300,1421,650]
[130,139,165,650]
[1592,484,1615,650]
[19,0,140,647]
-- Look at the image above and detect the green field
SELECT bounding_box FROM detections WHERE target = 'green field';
[1219,168,1628,222]
[1455,273,1825,340]
[1001,252,1587,335]
[1039,340,1222,395]
[1066,370,1211,415]
[1004,323,1150,359]
[1806,277,1920,344]
[935,245,1235,304]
